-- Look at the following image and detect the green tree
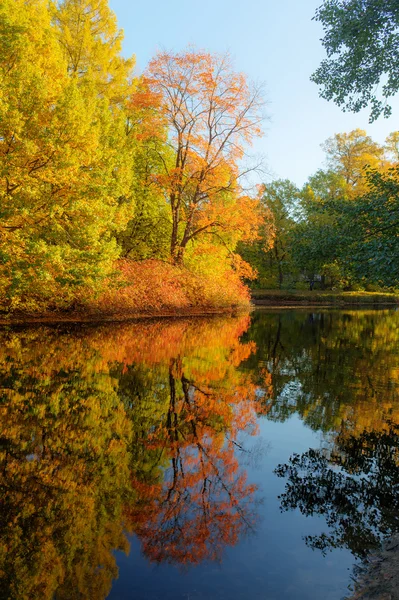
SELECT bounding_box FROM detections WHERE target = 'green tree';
[290,170,350,287]
[311,0,399,121]
[239,180,299,289]
[336,167,399,286]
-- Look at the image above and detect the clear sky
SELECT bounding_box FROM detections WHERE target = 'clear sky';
[109,0,399,188]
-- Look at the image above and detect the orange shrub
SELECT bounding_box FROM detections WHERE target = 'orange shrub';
[89,259,251,314]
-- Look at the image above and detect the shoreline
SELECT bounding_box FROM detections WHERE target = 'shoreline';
[350,535,399,600]
[0,291,398,326]
[0,301,397,326]
[252,290,399,308]
[0,306,248,326]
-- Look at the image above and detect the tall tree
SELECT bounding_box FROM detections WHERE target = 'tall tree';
[385,131,399,162]
[336,166,399,286]
[238,180,298,289]
[140,49,266,265]
[0,0,135,309]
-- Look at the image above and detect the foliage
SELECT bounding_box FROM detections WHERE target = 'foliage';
[239,180,298,289]
[312,0,399,121]
[140,49,266,265]
[335,166,399,286]
[321,129,384,195]
[91,258,252,314]
[0,2,270,312]
[0,0,136,310]
[2,0,397,311]
[267,130,399,290]
[244,309,399,435]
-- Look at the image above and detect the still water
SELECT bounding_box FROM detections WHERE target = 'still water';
[1,309,399,599]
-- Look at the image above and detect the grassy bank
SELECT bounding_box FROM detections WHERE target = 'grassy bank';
[252,289,399,307]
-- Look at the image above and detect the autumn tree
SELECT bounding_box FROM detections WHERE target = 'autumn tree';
[322,129,384,195]
[140,49,266,265]
[53,0,134,101]
[385,131,399,162]
[0,0,135,309]
[116,81,172,260]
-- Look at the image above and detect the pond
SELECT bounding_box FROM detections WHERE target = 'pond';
[1,309,398,599]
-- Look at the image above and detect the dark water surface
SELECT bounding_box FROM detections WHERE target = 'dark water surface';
[1,309,399,599]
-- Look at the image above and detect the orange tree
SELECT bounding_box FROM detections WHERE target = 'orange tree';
[137,49,266,265]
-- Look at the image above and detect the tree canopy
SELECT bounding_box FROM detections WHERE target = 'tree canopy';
[312,0,399,121]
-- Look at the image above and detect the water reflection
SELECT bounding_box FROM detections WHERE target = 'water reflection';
[244,310,399,435]
[0,316,261,599]
[243,310,399,559]
[1,310,399,599]
[275,423,399,557]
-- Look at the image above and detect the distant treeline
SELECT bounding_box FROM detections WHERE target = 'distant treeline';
[239,129,399,291]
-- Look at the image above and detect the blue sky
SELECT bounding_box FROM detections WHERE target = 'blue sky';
[109,0,399,188]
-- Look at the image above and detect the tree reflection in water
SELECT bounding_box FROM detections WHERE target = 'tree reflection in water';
[275,424,399,556]
[125,355,262,565]
[242,310,399,559]
[0,316,263,599]
[2,309,399,599]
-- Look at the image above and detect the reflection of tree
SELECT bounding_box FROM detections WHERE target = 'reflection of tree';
[0,330,132,600]
[0,315,261,597]
[244,310,399,438]
[123,348,264,565]
[275,424,399,557]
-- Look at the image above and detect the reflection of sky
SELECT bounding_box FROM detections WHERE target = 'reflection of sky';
[109,0,399,188]
[110,416,355,600]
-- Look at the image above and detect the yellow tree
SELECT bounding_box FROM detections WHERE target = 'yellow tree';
[322,129,384,196]
[385,131,399,163]
[139,49,266,265]
[0,0,135,309]
[53,0,134,101]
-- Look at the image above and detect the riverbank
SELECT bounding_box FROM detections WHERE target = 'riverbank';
[0,306,245,326]
[252,289,399,307]
[3,280,399,325]
[350,535,399,600]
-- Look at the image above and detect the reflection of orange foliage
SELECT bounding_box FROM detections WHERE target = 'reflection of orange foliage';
[89,313,254,368]
[0,313,268,591]
[125,357,259,565]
